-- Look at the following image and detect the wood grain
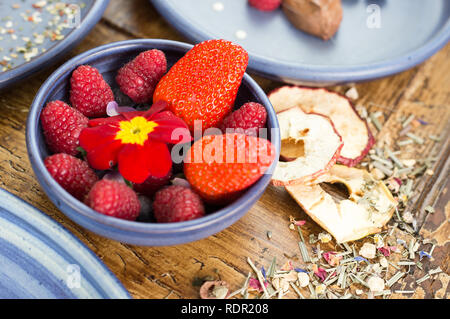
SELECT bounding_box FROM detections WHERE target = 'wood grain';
[0,0,448,299]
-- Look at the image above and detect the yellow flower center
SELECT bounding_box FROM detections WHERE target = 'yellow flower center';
[115,116,158,146]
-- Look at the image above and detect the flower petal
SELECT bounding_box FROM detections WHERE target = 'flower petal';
[118,141,172,184]
[79,125,119,151]
[86,139,123,170]
[150,111,191,144]
[88,115,123,128]
[143,101,168,119]
[106,101,137,117]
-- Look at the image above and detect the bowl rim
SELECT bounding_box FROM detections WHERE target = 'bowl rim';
[0,0,110,90]
[26,39,281,235]
[150,0,450,84]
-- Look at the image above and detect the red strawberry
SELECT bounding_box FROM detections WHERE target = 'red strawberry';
[184,133,276,204]
[70,65,114,117]
[220,102,267,135]
[249,0,281,11]
[86,180,140,221]
[116,49,167,104]
[153,185,205,223]
[45,153,98,200]
[133,169,173,197]
[40,100,88,156]
[153,39,249,132]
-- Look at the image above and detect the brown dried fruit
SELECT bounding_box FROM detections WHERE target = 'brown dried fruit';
[282,0,343,40]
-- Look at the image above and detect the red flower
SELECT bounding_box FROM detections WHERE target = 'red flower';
[79,101,190,184]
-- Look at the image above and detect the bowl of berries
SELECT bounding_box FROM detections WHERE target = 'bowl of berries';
[26,39,280,246]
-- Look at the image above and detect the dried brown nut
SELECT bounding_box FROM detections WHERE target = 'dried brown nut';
[269,86,375,167]
[282,0,343,40]
[199,281,230,299]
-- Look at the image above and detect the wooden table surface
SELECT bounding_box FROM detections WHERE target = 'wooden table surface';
[0,0,448,299]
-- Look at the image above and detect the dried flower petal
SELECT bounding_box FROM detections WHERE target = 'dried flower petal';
[261,266,266,280]
[248,278,269,292]
[378,246,392,257]
[294,220,306,226]
[294,268,308,273]
[323,251,342,266]
[419,251,432,261]
[313,265,327,282]
[354,256,369,263]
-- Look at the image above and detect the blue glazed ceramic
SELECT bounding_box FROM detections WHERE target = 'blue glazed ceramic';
[151,0,450,85]
[0,0,109,90]
[0,187,130,298]
[26,39,281,246]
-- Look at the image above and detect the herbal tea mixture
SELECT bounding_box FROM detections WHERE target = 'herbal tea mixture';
[195,86,446,300]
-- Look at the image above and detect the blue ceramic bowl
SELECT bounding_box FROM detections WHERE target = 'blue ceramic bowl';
[26,39,280,246]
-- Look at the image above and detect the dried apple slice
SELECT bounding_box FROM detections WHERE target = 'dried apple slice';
[272,107,343,186]
[269,86,375,167]
[286,165,397,243]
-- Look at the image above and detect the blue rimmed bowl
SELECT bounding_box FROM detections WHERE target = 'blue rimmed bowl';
[26,39,280,246]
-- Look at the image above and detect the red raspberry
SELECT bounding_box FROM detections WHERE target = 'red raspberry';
[86,180,140,221]
[248,0,281,11]
[70,65,114,117]
[116,49,167,104]
[153,186,205,223]
[133,169,172,197]
[219,102,267,135]
[40,100,88,156]
[44,153,98,200]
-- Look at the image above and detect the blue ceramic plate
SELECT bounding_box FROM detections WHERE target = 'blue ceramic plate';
[151,0,450,85]
[0,0,109,90]
[0,188,130,298]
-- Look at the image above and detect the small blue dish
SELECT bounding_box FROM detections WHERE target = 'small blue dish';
[0,187,130,298]
[151,0,450,85]
[26,39,281,246]
[0,0,109,90]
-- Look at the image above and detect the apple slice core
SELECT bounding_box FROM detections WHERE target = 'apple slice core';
[272,107,343,186]
[269,86,375,167]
